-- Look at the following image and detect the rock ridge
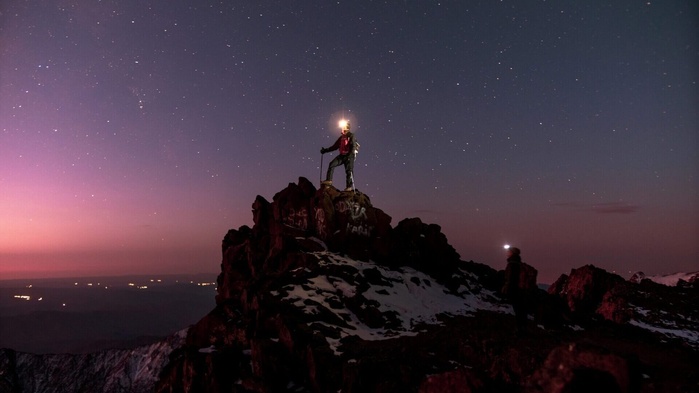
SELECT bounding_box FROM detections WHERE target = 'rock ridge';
[154,178,698,393]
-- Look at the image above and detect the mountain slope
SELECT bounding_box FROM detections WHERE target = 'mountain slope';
[0,330,185,393]
[2,178,696,392]
[629,271,699,286]
[155,178,698,393]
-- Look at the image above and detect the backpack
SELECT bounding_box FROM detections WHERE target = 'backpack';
[518,262,538,291]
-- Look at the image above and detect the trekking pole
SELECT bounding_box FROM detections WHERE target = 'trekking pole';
[319,152,324,185]
[350,150,357,193]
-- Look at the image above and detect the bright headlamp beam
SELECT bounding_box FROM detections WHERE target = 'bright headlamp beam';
[338,119,348,129]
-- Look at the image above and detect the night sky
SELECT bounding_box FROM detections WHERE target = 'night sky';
[1,1,697,283]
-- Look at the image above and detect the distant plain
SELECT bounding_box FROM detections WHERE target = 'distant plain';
[0,273,217,354]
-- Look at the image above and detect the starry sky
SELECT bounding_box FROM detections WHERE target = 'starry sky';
[1,1,697,283]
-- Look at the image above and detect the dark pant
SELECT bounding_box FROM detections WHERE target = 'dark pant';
[326,153,355,188]
[508,293,529,331]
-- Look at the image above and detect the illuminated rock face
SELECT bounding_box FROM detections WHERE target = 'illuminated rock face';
[215,177,460,308]
[548,264,626,316]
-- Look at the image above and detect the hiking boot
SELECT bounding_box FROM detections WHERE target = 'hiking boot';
[344,187,353,192]
[321,180,332,186]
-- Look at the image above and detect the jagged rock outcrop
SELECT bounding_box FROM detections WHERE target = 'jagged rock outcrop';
[548,264,626,317]
[158,179,498,392]
[154,178,699,393]
[548,264,699,337]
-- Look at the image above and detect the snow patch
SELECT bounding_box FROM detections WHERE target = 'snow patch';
[199,345,216,353]
[633,271,699,286]
[280,251,509,354]
[629,319,699,347]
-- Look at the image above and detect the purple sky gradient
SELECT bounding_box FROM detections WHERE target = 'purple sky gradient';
[1,1,697,283]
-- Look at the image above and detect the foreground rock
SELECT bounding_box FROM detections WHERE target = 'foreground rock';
[548,264,699,346]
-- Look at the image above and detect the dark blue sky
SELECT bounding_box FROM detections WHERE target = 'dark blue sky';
[1,1,697,283]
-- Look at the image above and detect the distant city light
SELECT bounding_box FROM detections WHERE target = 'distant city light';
[13,295,31,300]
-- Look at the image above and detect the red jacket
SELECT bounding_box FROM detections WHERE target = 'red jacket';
[327,132,356,155]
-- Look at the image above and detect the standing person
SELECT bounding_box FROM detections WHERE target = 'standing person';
[320,120,358,191]
[501,246,532,334]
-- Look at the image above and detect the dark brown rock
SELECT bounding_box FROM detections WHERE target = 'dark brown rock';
[596,283,634,323]
[388,217,461,281]
[418,368,484,393]
[527,343,640,393]
[548,264,625,317]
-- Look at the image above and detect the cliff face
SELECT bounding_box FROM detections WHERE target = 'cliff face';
[154,178,698,393]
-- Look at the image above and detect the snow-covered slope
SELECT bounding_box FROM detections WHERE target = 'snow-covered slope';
[0,329,186,393]
[277,250,510,354]
[629,271,699,286]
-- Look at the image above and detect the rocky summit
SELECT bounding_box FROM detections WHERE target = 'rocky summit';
[153,178,698,393]
[2,178,697,393]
